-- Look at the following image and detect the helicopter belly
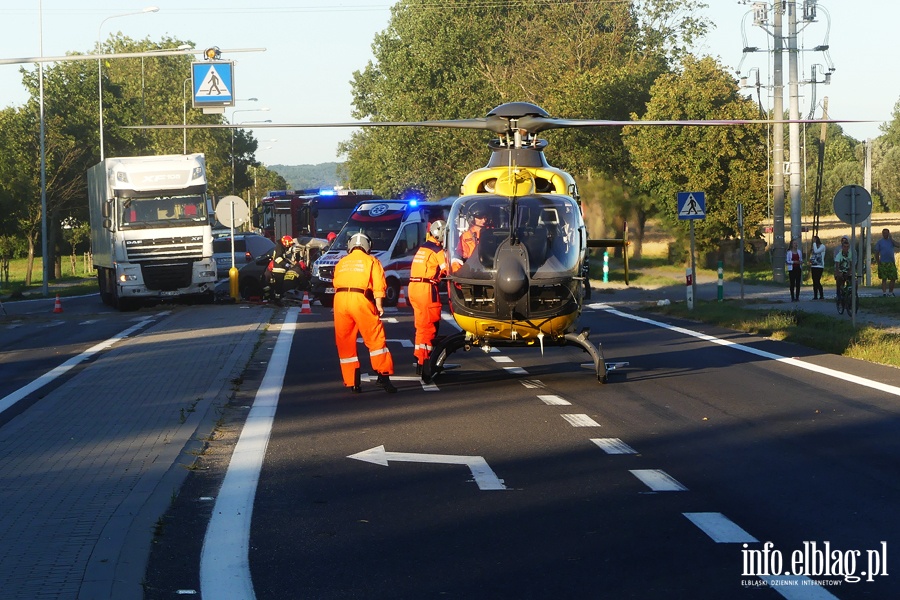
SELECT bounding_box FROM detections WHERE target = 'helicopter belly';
[452,310,578,343]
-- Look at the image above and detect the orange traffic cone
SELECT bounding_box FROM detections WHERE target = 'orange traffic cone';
[397,286,408,308]
[53,294,63,314]
[300,291,312,314]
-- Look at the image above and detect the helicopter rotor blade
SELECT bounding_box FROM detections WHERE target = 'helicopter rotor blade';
[516,116,872,133]
[126,115,870,132]
[124,118,503,131]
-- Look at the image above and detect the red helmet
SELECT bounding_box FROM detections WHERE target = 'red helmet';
[281,235,293,247]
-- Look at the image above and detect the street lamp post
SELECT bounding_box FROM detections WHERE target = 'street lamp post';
[98,6,158,161]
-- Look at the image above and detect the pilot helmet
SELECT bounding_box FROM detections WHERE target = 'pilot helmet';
[468,203,490,222]
[429,220,446,242]
[348,232,372,254]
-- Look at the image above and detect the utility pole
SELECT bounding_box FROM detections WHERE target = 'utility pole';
[771,3,786,283]
[788,1,804,245]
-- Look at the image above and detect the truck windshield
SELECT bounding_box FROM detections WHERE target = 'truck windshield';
[119,194,208,229]
[315,207,354,237]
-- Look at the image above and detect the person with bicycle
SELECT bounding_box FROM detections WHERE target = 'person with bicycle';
[834,236,854,302]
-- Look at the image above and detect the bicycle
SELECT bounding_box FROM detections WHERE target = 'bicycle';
[836,276,859,315]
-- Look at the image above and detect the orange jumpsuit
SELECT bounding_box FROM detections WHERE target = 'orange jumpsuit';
[451,227,480,272]
[408,236,447,366]
[333,249,394,387]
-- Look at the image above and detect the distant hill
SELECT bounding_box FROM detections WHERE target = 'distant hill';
[269,163,342,190]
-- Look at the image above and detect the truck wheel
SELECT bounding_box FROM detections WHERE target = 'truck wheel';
[383,278,401,307]
[319,294,334,308]
[98,270,113,306]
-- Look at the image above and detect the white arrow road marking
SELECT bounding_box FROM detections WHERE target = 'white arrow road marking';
[348,445,507,491]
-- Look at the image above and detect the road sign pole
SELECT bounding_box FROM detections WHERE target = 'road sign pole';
[690,220,697,307]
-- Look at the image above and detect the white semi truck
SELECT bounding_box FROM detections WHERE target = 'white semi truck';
[87,154,217,309]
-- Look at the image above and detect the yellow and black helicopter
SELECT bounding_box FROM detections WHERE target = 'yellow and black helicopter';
[131,101,848,383]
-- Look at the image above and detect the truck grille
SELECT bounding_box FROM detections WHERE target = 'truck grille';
[125,236,204,262]
[318,266,334,280]
[141,261,194,291]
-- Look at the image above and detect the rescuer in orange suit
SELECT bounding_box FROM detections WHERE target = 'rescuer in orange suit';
[451,206,488,272]
[408,220,448,376]
[333,232,396,393]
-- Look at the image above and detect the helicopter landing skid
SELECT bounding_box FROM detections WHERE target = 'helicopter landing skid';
[423,332,470,384]
[424,329,609,384]
[564,329,608,383]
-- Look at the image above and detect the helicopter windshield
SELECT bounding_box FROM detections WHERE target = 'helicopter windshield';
[447,194,583,278]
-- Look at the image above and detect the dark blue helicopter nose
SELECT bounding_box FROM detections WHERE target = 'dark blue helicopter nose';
[496,251,528,300]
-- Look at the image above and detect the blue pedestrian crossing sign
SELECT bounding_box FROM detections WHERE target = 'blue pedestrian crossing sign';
[191,61,234,109]
[677,191,706,220]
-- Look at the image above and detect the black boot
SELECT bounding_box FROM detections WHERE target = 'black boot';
[352,368,361,393]
[376,374,397,393]
[415,363,423,376]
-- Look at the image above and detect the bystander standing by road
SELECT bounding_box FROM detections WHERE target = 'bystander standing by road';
[874,228,900,297]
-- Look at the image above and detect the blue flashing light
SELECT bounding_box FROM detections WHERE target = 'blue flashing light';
[400,188,426,204]
[318,189,337,196]
[409,199,419,207]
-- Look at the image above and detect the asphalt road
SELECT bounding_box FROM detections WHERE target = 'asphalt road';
[142,300,900,599]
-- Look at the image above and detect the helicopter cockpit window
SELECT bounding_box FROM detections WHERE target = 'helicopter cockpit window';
[447,195,582,278]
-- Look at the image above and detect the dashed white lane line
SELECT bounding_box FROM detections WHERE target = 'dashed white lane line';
[491,355,514,363]
[561,414,601,427]
[521,379,545,389]
[597,305,900,399]
[538,394,571,406]
[629,469,688,491]
[591,438,637,455]
[503,366,529,375]
[0,317,155,416]
[682,512,758,543]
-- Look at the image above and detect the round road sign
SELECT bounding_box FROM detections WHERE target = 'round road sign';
[215,195,250,228]
[832,185,872,225]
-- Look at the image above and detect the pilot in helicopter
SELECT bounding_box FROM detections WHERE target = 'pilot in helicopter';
[451,204,490,271]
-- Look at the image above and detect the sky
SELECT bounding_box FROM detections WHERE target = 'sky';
[1,1,897,168]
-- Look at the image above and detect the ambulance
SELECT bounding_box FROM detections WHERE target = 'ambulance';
[310,197,454,307]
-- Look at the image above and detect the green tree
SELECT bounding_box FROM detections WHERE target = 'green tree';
[872,98,900,211]
[623,55,768,254]
[341,0,707,198]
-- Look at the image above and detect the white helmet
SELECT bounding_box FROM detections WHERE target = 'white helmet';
[348,232,372,254]
[429,220,446,242]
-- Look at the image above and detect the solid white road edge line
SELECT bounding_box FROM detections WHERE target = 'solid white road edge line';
[0,317,155,415]
[199,307,299,600]
[601,307,900,398]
